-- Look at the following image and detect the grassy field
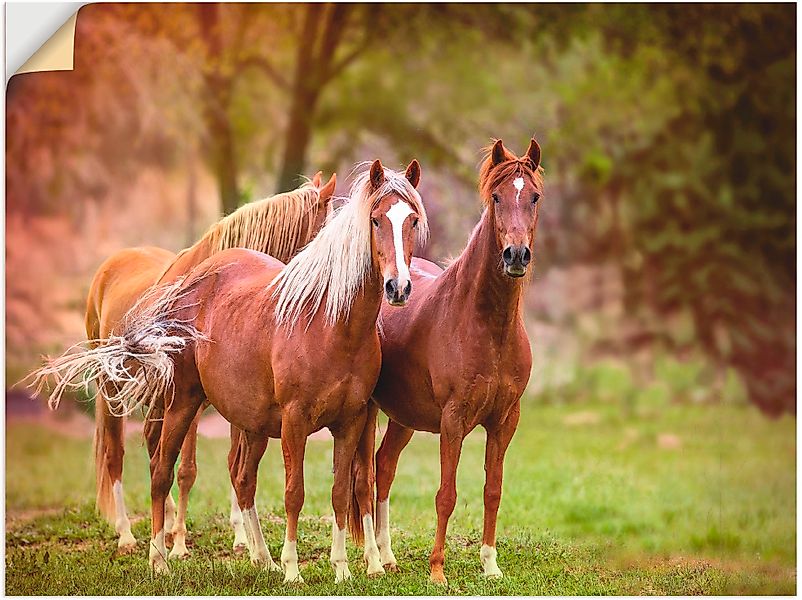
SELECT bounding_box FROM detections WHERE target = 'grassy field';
[5,401,796,595]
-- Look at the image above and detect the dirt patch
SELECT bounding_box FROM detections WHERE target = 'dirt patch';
[6,508,63,530]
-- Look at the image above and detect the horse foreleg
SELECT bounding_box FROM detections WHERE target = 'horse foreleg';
[148,397,201,574]
[329,412,368,583]
[375,419,414,571]
[480,403,520,579]
[230,431,279,571]
[429,412,465,585]
[169,408,201,559]
[227,424,248,551]
[280,415,308,583]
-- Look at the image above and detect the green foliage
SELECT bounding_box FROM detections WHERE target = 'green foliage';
[6,402,795,594]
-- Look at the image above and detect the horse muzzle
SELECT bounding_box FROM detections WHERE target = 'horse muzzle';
[384,278,412,306]
[502,244,531,278]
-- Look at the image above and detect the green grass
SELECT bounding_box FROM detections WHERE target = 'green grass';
[6,401,796,594]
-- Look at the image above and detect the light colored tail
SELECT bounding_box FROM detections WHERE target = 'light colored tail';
[27,277,206,418]
[93,399,116,523]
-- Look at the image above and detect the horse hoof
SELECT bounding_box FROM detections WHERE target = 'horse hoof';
[116,541,138,556]
[383,562,400,573]
[334,565,352,583]
[367,565,386,578]
[484,569,503,579]
[232,543,247,555]
[283,573,305,584]
[429,570,447,585]
[164,532,174,547]
[168,547,190,560]
[150,558,170,575]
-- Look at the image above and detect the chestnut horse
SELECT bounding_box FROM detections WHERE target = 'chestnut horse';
[81,160,427,581]
[84,172,336,553]
[349,139,543,584]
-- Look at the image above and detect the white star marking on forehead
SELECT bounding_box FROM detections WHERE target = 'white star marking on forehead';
[513,177,524,204]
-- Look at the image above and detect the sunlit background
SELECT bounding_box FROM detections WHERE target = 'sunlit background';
[5,4,796,594]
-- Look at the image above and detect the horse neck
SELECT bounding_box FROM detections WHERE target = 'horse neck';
[451,209,525,327]
[333,267,383,338]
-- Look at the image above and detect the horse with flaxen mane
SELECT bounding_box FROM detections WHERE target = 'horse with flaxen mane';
[51,172,336,555]
[45,160,428,582]
[348,138,543,584]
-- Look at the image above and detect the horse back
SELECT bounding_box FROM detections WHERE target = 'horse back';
[85,246,174,342]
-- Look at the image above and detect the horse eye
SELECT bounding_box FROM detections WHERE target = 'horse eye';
[371,218,380,227]
[532,193,541,205]
[492,193,500,204]
[412,218,419,229]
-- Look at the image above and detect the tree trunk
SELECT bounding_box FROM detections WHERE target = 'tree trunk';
[277,90,317,192]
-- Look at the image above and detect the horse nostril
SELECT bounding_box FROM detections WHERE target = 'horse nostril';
[385,279,398,297]
[403,281,412,297]
[502,247,514,265]
[521,246,532,266]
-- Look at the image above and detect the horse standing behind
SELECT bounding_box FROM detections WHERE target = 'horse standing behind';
[349,138,543,584]
[61,160,428,582]
[82,172,336,554]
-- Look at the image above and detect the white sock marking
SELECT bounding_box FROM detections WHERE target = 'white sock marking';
[513,177,524,205]
[112,481,135,547]
[362,514,384,575]
[330,523,352,583]
[281,531,303,583]
[385,200,414,289]
[149,529,168,573]
[480,543,503,577]
[375,499,397,566]
[229,486,247,549]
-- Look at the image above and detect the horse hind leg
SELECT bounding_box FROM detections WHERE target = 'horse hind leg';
[349,403,384,577]
[169,407,202,559]
[375,419,415,571]
[227,424,248,552]
[230,431,280,572]
[147,389,203,574]
[95,397,136,551]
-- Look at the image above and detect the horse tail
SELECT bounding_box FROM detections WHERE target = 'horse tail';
[26,277,206,418]
[347,405,378,546]
[93,400,116,523]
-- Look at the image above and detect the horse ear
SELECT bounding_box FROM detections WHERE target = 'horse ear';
[319,173,336,204]
[525,138,541,170]
[491,139,506,166]
[369,159,385,189]
[405,159,421,189]
[312,171,323,187]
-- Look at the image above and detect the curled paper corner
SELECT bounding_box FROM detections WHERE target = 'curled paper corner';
[14,11,79,77]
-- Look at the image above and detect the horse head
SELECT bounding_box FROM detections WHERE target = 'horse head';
[480,138,543,278]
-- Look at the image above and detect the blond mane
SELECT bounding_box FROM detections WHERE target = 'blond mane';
[204,181,323,262]
[270,164,428,329]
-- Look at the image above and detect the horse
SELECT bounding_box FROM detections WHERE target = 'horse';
[83,172,336,554]
[348,138,543,584]
[73,159,428,582]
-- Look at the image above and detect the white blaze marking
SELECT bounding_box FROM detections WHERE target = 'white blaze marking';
[385,200,414,287]
[513,177,524,205]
